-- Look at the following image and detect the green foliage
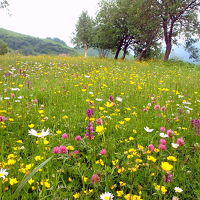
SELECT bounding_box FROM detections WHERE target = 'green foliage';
[0,28,77,55]
[72,11,94,49]
[0,39,8,55]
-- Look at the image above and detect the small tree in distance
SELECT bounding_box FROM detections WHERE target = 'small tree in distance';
[0,40,8,55]
[72,11,94,57]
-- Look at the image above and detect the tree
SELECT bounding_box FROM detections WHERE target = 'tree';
[72,11,94,57]
[0,40,8,55]
[151,0,200,60]
[0,0,9,9]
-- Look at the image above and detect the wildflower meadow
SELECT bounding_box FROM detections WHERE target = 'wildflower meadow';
[0,55,200,200]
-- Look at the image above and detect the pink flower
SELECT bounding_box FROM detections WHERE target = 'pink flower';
[100,148,107,155]
[154,104,161,110]
[160,126,166,132]
[167,129,174,137]
[164,173,173,182]
[0,116,7,122]
[148,144,155,152]
[158,144,167,150]
[52,147,61,154]
[59,145,68,154]
[159,139,166,145]
[96,118,103,125]
[62,133,69,139]
[91,174,100,184]
[176,138,185,146]
[11,93,15,98]
[161,106,167,111]
[73,150,80,154]
[75,135,82,141]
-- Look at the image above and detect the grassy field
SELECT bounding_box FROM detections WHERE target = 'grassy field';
[0,55,200,200]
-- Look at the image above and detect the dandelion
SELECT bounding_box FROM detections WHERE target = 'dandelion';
[100,192,114,200]
[0,168,8,179]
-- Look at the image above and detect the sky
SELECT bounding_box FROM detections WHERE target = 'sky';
[0,0,100,46]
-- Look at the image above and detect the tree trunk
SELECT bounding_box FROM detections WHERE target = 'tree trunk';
[138,49,147,61]
[164,40,172,60]
[163,20,174,61]
[114,46,121,59]
[84,44,88,58]
[121,45,128,60]
[114,38,124,59]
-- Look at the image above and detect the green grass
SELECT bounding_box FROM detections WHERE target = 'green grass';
[0,55,200,200]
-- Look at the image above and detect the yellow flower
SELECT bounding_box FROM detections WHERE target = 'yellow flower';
[40,179,50,188]
[9,178,18,185]
[167,156,177,162]
[124,118,131,121]
[81,176,88,183]
[28,178,35,185]
[161,162,173,172]
[112,160,119,165]
[7,159,16,165]
[34,156,43,161]
[38,110,44,114]
[56,130,62,134]
[28,124,35,128]
[147,156,157,163]
[161,186,167,194]
[73,192,80,199]
[67,146,74,150]
[118,167,125,173]
[119,181,126,186]
[96,159,104,166]
[117,190,124,197]
[96,125,105,133]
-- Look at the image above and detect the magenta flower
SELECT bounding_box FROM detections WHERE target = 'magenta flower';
[100,148,107,155]
[0,116,7,122]
[52,146,68,154]
[154,104,161,110]
[109,96,114,102]
[148,144,155,152]
[158,144,167,150]
[191,119,200,134]
[52,147,61,154]
[161,106,167,111]
[86,109,93,118]
[96,118,103,125]
[159,139,166,145]
[176,138,185,146]
[75,135,82,141]
[91,174,100,184]
[164,173,173,182]
[59,145,68,154]
[160,126,166,132]
[167,129,174,137]
[62,133,69,139]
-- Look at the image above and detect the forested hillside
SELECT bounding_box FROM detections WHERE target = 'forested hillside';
[0,28,77,55]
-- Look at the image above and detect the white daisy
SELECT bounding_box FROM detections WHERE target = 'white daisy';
[171,143,179,148]
[160,132,168,138]
[116,97,123,102]
[100,192,114,200]
[174,187,183,193]
[0,168,8,179]
[144,127,154,132]
[28,128,50,137]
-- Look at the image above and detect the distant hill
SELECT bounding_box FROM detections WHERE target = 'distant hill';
[0,28,77,55]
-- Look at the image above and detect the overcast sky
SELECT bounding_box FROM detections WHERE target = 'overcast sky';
[0,0,100,46]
